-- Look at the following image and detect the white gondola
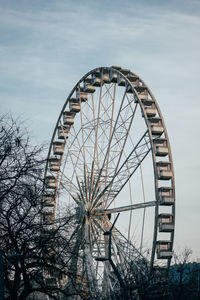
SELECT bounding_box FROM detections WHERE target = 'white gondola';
[69,98,81,112]
[138,93,149,101]
[141,98,155,106]
[158,214,174,232]
[158,187,174,205]
[120,68,130,76]
[153,138,168,157]
[92,76,101,87]
[84,79,96,93]
[135,85,147,93]
[76,89,88,102]
[45,175,57,189]
[53,141,65,155]
[102,73,111,84]
[143,103,157,117]
[84,84,96,93]
[92,71,102,87]
[57,125,70,140]
[151,125,164,135]
[84,78,92,85]
[110,71,118,83]
[49,157,60,172]
[127,74,139,86]
[136,87,148,104]
[63,111,75,125]
[155,147,168,156]
[156,241,172,259]
[110,66,122,83]
[139,98,155,106]
[157,161,172,180]
[145,108,156,117]
[141,97,157,118]
[149,117,164,135]
[117,74,126,86]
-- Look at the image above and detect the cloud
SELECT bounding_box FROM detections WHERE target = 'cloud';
[0,0,200,259]
[1,1,199,89]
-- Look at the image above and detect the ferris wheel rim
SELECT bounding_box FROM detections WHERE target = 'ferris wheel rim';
[42,66,175,291]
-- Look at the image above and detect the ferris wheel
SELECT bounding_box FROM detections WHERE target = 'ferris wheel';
[42,66,175,295]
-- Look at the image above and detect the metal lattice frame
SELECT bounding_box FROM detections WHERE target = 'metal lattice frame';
[41,66,175,294]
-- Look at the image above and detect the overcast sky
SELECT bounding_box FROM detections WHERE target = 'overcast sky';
[0,0,200,260]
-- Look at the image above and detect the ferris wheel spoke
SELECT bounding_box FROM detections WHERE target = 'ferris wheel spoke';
[67,124,97,187]
[92,92,116,173]
[90,222,100,252]
[66,225,83,292]
[111,229,148,277]
[102,101,138,193]
[101,82,115,99]
[82,119,111,166]
[103,84,116,187]
[80,99,90,179]
[77,94,101,179]
[91,90,138,205]
[90,223,115,291]
[90,223,107,269]
[83,223,99,294]
[93,218,139,276]
[58,172,80,203]
[97,84,115,117]
[93,200,157,216]
[112,227,146,262]
[75,85,114,180]
[99,97,138,190]
[92,130,151,209]
[92,217,108,235]
[105,129,151,205]
[102,87,136,189]
[91,220,113,268]
[92,76,104,174]
[93,216,144,265]
[81,83,117,204]
[92,87,128,194]
[65,127,85,178]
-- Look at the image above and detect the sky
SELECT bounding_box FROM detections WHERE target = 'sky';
[0,0,200,260]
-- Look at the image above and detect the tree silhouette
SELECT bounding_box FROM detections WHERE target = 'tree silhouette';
[0,115,84,300]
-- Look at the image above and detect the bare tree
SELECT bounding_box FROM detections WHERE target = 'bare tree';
[0,115,85,300]
[169,247,193,300]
